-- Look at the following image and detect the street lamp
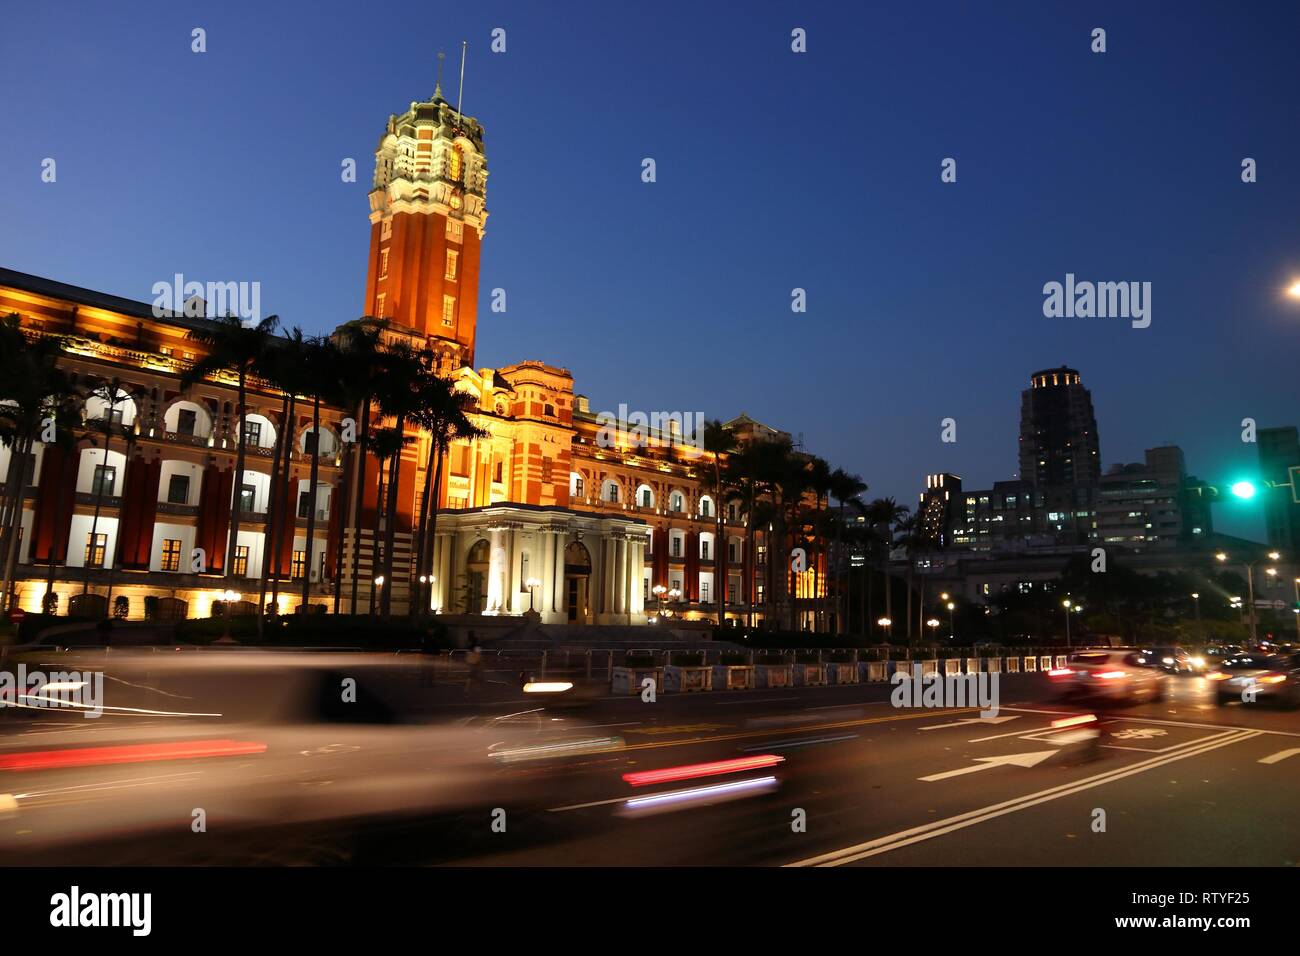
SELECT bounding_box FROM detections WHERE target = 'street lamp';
[525,576,541,612]
[652,584,667,617]
[877,616,893,641]
[1191,592,1201,640]
[1062,598,1073,649]
[1217,552,1266,645]
[946,601,956,642]
[1294,578,1300,641]
[668,587,682,617]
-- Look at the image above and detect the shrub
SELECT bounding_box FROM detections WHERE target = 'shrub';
[113,596,129,620]
[669,651,705,667]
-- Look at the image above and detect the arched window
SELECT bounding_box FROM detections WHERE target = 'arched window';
[670,491,684,513]
[447,145,463,183]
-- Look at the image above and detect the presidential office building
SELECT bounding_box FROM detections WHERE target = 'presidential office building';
[0,84,803,626]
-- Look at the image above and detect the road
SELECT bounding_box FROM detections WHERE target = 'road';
[417,671,1300,866]
[2,666,1296,866]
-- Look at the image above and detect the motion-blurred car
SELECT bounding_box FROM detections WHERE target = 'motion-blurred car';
[1208,652,1300,708]
[1048,650,1166,705]
[1134,646,1203,674]
[0,652,610,863]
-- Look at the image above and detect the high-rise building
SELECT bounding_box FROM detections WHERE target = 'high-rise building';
[1017,366,1101,487]
[1258,426,1300,553]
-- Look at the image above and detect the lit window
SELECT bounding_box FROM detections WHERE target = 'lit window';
[447,145,463,182]
[84,533,107,568]
[233,546,250,577]
[291,550,306,580]
[380,249,389,278]
[446,219,463,243]
[160,538,182,572]
[442,295,455,327]
[446,249,459,280]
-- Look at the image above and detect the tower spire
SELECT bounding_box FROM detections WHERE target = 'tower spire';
[435,48,445,99]
[456,40,467,118]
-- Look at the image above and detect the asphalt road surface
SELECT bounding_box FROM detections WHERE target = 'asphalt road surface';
[4,669,1296,866]
[423,671,1300,866]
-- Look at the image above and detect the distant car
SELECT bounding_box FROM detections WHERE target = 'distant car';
[1134,646,1202,674]
[518,667,606,709]
[1048,650,1166,705]
[1208,652,1300,708]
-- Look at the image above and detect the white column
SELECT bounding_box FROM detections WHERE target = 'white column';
[630,536,645,616]
[486,529,505,612]
[614,536,627,616]
[539,530,554,614]
[555,532,567,617]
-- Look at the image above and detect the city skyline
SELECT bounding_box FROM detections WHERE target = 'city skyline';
[4,0,1298,542]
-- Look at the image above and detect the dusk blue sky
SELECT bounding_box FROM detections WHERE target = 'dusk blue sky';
[3,1,1298,541]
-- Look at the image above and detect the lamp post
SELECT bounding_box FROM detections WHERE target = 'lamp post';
[946,601,956,643]
[525,576,541,612]
[652,584,667,618]
[1216,551,1278,646]
[927,617,940,643]
[668,587,681,618]
[1191,592,1201,641]
[1294,578,1300,641]
[877,616,892,642]
[1062,598,1073,649]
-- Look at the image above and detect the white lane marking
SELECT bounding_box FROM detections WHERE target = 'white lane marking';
[920,716,1018,731]
[712,697,798,706]
[741,734,859,752]
[1001,706,1300,738]
[918,750,1058,782]
[547,795,632,813]
[788,729,1260,867]
[1258,748,1300,765]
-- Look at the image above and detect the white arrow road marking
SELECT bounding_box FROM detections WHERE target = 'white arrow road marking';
[788,729,1258,867]
[919,716,1019,731]
[1258,748,1300,765]
[918,750,1058,782]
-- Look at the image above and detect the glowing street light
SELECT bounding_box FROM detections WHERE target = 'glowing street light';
[1230,481,1257,500]
[525,576,541,612]
[877,616,893,640]
[1288,278,1300,298]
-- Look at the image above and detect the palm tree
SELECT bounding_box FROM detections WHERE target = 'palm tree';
[723,441,771,628]
[829,468,867,634]
[865,497,909,640]
[38,394,89,615]
[367,427,411,615]
[410,372,485,619]
[372,342,424,619]
[700,419,735,626]
[298,335,343,612]
[332,319,386,615]
[806,456,832,632]
[79,377,144,598]
[252,327,307,624]
[0,316,76,611]
[182,313,280,581]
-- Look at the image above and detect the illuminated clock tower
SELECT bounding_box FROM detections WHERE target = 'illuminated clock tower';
[363,86,488,370]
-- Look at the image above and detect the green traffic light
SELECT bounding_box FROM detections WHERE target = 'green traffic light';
[1230,481,1257,499]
